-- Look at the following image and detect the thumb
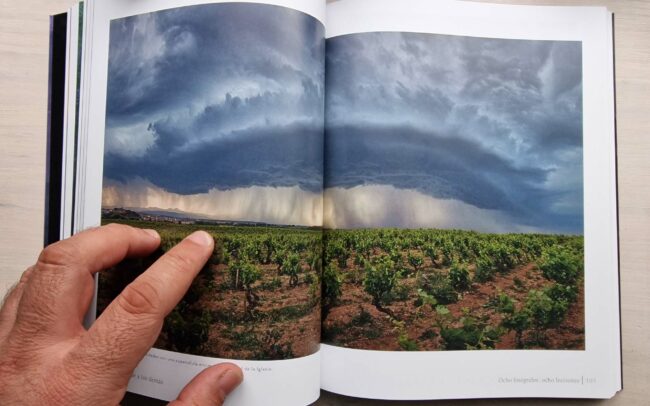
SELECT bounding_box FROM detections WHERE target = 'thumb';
[170,363,243,406]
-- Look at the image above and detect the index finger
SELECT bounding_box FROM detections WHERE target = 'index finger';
[36,223,162,275]
[68,231,214,387]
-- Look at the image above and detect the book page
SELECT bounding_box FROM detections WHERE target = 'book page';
[76,0,325,404]
[322,0,619,400]
[59,3,82,242]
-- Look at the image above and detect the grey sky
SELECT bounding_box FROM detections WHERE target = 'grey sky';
[325,32,583,234]
[104,3,325,195]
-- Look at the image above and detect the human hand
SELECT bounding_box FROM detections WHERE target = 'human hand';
[0,224,243,406]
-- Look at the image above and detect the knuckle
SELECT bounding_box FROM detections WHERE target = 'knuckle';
[18,267,35,284]
[117,280,161,316]
[37,242,79,268]
[12,299,58,335]
[162,250,195,273]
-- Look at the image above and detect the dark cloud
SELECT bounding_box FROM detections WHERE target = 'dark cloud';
[325,124,561,228]
[104,3,324,192]
[325,32,583,233]
[106,121,323,194]
[105,11,584,233]
[107,3,324,122]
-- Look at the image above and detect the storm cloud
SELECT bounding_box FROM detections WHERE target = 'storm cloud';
[103,13,584,233]
[103,3,325,224]
[325,32,583,234]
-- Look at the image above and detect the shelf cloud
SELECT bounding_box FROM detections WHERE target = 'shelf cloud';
[103,9,583,234]
[103,3,324,223]
[325,32,583,234]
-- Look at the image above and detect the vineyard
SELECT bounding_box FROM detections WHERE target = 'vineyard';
[97,216,584,357]
[321,228,584,351]
[97,218,322,360]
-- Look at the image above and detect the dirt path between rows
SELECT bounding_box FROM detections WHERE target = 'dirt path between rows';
[323,261,584,351]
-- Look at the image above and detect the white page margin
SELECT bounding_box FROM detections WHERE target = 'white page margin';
[129,349,321,405]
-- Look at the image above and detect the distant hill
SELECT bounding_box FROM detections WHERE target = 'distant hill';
[101,207,142,220]
[101,207,318,230]
[134,208,200,219]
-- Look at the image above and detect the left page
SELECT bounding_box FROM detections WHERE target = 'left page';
[74,1,325,404]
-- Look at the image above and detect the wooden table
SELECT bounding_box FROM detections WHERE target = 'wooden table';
[1,0,647,404]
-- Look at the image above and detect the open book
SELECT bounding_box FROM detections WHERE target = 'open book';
[45,0,621,404]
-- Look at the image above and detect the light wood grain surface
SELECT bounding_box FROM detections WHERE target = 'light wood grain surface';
[0,0,647,404]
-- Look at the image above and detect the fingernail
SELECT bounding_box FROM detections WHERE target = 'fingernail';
[186,230,213,247]
[218,367,243,396]
[143,229,159,239]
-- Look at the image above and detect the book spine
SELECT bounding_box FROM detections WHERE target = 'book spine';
[44,13,68,246]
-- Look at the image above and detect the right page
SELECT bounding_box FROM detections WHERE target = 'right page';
[321,0,620,400]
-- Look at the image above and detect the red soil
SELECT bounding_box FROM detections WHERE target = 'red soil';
[323,259,584,351]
